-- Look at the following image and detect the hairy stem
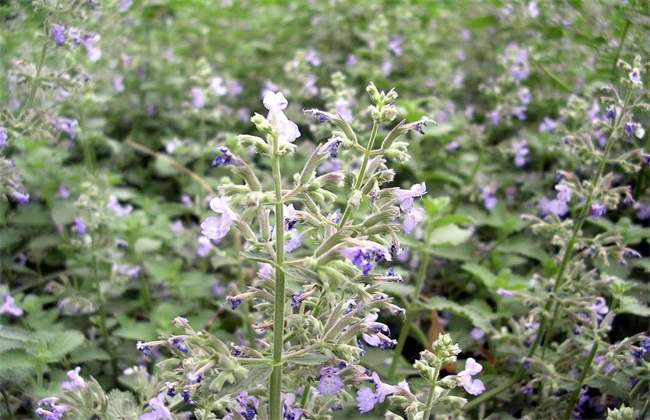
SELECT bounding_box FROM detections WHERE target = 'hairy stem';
[564,341,599,418]
[269,135,286,420]
[338,121,379,228]
[387,251,429,383]
[422,367,439,420]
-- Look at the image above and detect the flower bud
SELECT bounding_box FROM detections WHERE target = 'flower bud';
[379,105,399,123]
[348,190,362,209]
[237,134,269,154]
[251,113,273,134]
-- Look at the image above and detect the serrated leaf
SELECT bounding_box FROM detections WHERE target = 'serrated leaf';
[37,330,85,360]
[380,282,417,298]
[417,297,492,332]
[240,250,274,264]
[284,266,320,283]
[0,326,35,342]
[218,364,272,396]
[462,263,497,290]
[617,296,650,317]
[0,349,38,371]
[289,351,332,366]
[69,347,111,363]
[134,238,163,254]
[429,224,473,246]
[106,389,140,420]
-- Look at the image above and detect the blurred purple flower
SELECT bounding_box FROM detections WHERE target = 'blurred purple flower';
[403,207,425,235]
[196,236,213,258]
[113,76,124,92]
[107,195,133,217]
[512,140,529,167]
[590,203,607,221]
[0,126,8,148]
[389,34,403,56]
[191,87,206,109]
[539,117,558,133]
[528,2,540,18]
[51,24,65,46]
[53,118,79,140]
[140,392,172,420]
[81,34,101,62]
[306,50,321,66]
[60,367,86,390]
[58,185,70,199]
[74,217,86,235]
[1,293,23,316]
[471,328,485,340]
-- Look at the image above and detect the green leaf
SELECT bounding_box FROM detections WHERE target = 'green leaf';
[289,351,333,366]
[240,250,274,264]
[417,297,493,331]
[429,224,473,246]
[36,330,85,360]
[218,364,273,396]
[380,282,417,298]
[106,389,140,420]
[617,296,650,317]
[114,323,158,341]
[69,347,111,363]
[0,349,38,371]
[284,266,320,283]
[134,238,163,254]
[429,214,474,230]
[462,263,497,290]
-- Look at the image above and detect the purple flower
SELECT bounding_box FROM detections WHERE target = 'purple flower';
[191,86,206,109]
[0,127,8,148]
[371,372,400,402]
[389,34,403,56]
[58,185,70,199]
[539,117,558,133]
[140,392,172,420]
[555,184,572,202]
[346,54,358,67]
[634,203,650,220]
[113,76,124,92]
[539,197,569,217]
[11,188,30,204]
[490,110,500,126]
[497,288,513,297]
[318,366,344,394]
[334,98,354,123]
[196,236,213,258]
[403,207,425,234]
[53,118,79,140]
[306,50,321,66]
[362,313,396,349]
[590,203,607,221]
[285,228,303,253]
[263,91,300,144]
[73,217,86,235]
[340,241,391,275]
[512,140,529,167]
[60,367,86,390]
[201,196,238,240]
[471,328,485,340]
[212,147,234,168]
[136,341,153,356]
[119,0,133,12]
[35,398,69,420]
[291,291,303,308]
[107,195,133,217]
[528,2,539,18]
[281,393,303,420]
[356,387,377,413]
[590,297,608,320]
[1,293,23,316]
[81,34,101,62]
[459,358,485,395]
[51,24,65,46]
[480,187,498,210]
[394,182,427,213]
[518,87,531,104]
[624,122,645,138]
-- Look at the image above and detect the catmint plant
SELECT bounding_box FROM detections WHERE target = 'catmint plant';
[131,83,485,419]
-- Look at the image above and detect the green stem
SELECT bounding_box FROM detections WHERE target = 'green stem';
[17,42,49,120]
[1,389,15,419]
[91,235,119,382]
[269,135,286,420]
[542,87,630,353]
[387,251,429,383]
[564,341,599,419]
[338,121,379,229]
[611,0,635,75]
[640,393,650,420]
[421,367,439,420]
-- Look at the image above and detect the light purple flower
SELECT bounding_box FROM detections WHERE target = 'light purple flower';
[58,185,70,199]
[539,117,558,133]
[210,77,228,96]
[281,393,303,420]
[53,118,79,141]
[458,358,485,395]
[518,87,531,104]
[107,195,133,217]
[263,91,300,144]
[497,288,513,297]
[285,228,302,253]
[394,182,427,213]
[490,110,500,126]
[480,187,498,210]
[539,197,569,217]
[191,86,206,109]
[11,188,30,204]
[51,24,65,46]
[113,76,124,92]
[346,54,358,67]
[196,236,213,258]
[74,217,86,235]
[555,184,572,202]
[590,297,609,320]
[512,140,529,167]
[340,241,391,275]
[625,122,645,138]
[0,126,8,148]
[1,293,23,316]
[590,203,607,221]
[81,34,101,62]
[60,367,86,390]
[356,387,377,413]
[389,34,403,56]
[119,0,133,12]
[403,207,425,235]
[334,97,354,123]
[306,50,321,66]
[471,328,485,340]
[372,372,400,402]
[318,366,344,394]
[528,2,539,18]
[201,196,238,240]
[634,203,650,220]
[140,392,172,420]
